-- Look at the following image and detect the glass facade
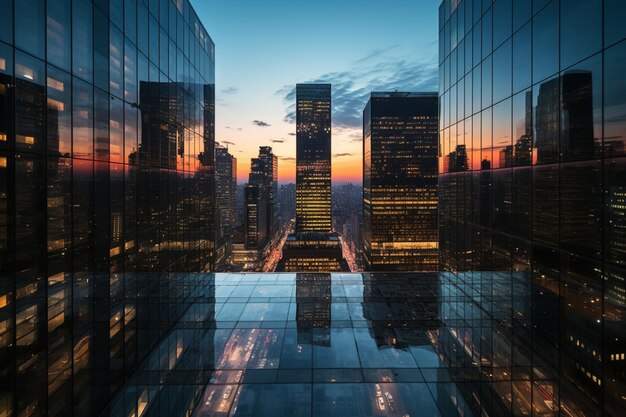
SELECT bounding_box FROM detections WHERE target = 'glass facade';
[438,1,625,416]
[363,92,439,271]
[295,83,332,234]
[0,0,215,416]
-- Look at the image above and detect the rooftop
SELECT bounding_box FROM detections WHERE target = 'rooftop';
[105,272,571,417]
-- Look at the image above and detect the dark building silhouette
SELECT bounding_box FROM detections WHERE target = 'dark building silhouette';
[244,146,277,253]
[215,143,237,269]
[363,92,439,271]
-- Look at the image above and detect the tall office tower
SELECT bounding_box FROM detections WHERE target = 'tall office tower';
[215,143,237,269]
[244,146,277,252]
[295,83,332,232]
[0,1,215,416]
[362,92,439,271]
[438,1,625,416]
[278,84,348,272]
[256,146,279,238]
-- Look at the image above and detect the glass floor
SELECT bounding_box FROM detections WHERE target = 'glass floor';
[104,272,591,417]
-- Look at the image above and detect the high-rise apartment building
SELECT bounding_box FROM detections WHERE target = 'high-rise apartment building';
[0,1,215,416]
[438,1,625,416]
[244,147,277,253]
[363,92,439,271]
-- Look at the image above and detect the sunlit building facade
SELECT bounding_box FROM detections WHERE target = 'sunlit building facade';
[0,0,215,416]
[363,92,439,271]
[438,0,625,416]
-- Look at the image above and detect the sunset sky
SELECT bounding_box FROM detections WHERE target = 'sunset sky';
[192,0,440,184]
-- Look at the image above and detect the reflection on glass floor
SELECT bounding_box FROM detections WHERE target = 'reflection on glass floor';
[104,272,604,417]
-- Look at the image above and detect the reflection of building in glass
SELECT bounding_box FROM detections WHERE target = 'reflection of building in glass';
[363,92,439,271]
[279,84,348,271]
[439,1,624,416]
[362,273,439,348]
[296,273,332,346]
[215,143,237,269]
[0,1,216,416]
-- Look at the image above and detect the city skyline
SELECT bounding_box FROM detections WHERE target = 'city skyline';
[191,0,440,184]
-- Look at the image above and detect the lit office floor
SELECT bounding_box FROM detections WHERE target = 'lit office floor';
[107,272,595,417]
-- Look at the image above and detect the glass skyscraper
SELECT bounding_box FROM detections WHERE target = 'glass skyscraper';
[0,0,215,416]
[279,84,347,272]
[438,0,625,416]
[363,92,439,271]
[215,142,237,269]
[295,83,332,233]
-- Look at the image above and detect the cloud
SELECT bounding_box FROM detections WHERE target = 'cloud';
[221,140,236,146]
[270,139,284,143]
[288,133,296,136]
[252,120,271,127]
[225,126,232,129]
[278,48,438,130]
[333,153,354,158]
[278,156,296,162]
[221,86,238,95]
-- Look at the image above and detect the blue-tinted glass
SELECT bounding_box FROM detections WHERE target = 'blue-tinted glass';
[94,88,109,161]
[493,39,511,103]
[110,25,124,98]
[481,7,492,60]
[149,15,159,64]
[125,40,138,103]
[110,0,123,29]
[533,1,558,83]
[109,96,123,163]
[0,0,13,44]
[15,0,45,58]
[481,106,492,166]
[473,65,481,114]
[473,0,482,25]
[472,23,481,67]
[160,27,168,74]
[73,0,94,82]
[513,0,531,31]
[73,78,93,159]
[560,0,601,70]
[481,55,492,108]
[125,0,137,45]
[94,8,110,91]
[451,10,458,50]
[512,22,531,93]
[604,40,626,157]
[533,0,551,14]
[512,90,533,166]
[47,0,71,70]
[47,66,72,156]
[606,0,626,47]
[160,0,168,27]
[138,2,149,55]
[493,0,512,48]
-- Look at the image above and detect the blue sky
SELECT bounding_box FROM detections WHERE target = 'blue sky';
[191,0,440,183]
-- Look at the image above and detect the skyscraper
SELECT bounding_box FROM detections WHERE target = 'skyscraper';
[215,143,237,269]
[0,1,216,416]
[438,0,624,415]
[363,92,439,271]
[295,83,332,233]
[278,84,348,272]
[244,146,277,254]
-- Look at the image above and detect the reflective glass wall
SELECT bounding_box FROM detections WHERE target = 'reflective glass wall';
[0,0,215,415]
[438,0,625,416]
